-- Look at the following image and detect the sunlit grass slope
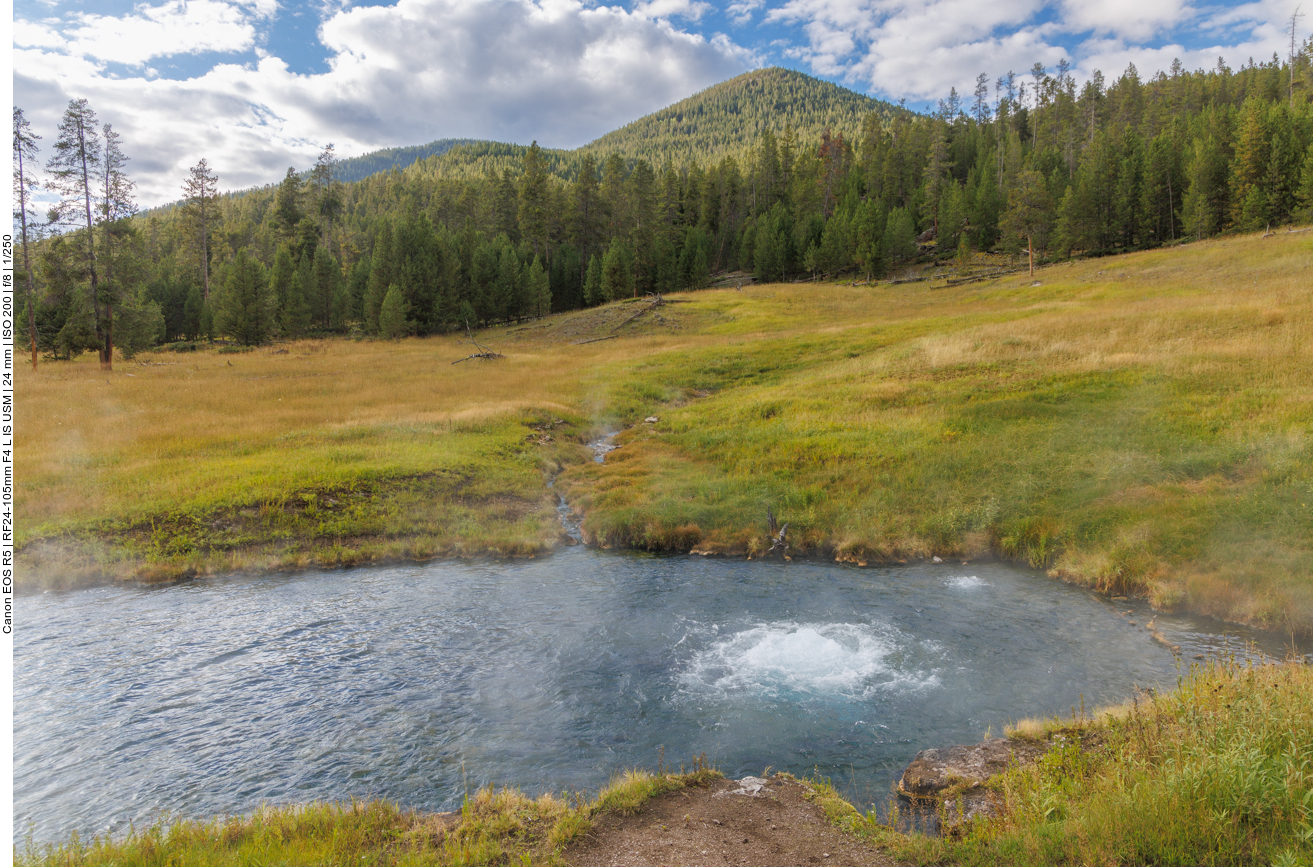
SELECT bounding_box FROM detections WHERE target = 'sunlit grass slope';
[17,232,1312,631]
[562,232,1313,633]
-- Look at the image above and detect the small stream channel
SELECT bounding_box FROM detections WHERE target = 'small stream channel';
[14,536,1298,846]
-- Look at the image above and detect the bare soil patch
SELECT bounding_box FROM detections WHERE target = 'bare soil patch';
[565,775,899,867]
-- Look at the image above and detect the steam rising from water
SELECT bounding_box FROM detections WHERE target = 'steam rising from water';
[680,622,938,700]
[945,576,989,588]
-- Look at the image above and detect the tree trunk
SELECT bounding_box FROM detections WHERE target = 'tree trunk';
[201,198,210,301]
[1027,234,1034,276]
[104,302,114,370]
[77,121,109,371]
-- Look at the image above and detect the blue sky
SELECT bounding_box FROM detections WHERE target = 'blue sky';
[12,0,1296,205]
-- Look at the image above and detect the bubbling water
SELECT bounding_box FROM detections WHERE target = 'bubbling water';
[679,622,938,700]
[944,576,989,589]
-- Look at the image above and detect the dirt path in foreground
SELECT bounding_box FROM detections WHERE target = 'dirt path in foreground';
[565,775,900,867]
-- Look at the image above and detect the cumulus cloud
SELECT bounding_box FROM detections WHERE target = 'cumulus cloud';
[13,0,752,206]
[1059,0,1191,42]
[31,0,271,65]
[767,0,1289,106]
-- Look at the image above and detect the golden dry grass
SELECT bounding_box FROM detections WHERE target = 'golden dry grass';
[17,232,1313,631]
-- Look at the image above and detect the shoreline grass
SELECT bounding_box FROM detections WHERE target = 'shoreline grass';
[831,658,1313,867]
[16,232,1312,633]
[15,766,723,867]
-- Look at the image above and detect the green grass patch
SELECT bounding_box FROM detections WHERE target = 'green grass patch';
[835,660,1313,867]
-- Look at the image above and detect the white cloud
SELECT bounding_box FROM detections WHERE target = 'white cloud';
[59,0,266,65]
[727,0,764,25]
[13,19,68,50]
[1059,0,1192,42]
[765,0,1289,107]
[632,0,712,20]
[13,0,752,206]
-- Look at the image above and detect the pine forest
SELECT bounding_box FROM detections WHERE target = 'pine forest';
[13,59,1313,363]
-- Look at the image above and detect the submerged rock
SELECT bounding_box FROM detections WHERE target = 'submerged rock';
[898,737,1044,832]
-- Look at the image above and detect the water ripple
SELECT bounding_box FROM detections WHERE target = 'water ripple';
[14,552,1299,845]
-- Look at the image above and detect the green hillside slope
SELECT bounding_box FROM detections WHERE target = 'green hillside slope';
[333,138,478,183]
[395,67,902,183]
[575,66,902,167]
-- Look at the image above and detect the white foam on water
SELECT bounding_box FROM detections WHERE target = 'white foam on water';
[944,575,988,588]
[679,622,937,700]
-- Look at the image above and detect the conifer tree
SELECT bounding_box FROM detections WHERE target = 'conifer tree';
[282,254,313,338]
[46,98,107,367]
[1001,169,1053,274]
[310,144,341,249]
[273,168,304,239]
[570,155,604,274]
[1182,133,1229,239]
[378,284,409,338]
[525,256,551,318]
[364,220,395,333]
[183,284,204,339]
[602,154,628,241]
[268,245,297,334]
[13,107,41,370]
[96,123,143,366]
[520,141,550,257]
[216,250,276,345]
[584,254,603,306]
[311,245,339,329]
[182,159,219,300]
[885,207,918,263]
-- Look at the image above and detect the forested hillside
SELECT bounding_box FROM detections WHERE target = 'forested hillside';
[13,55,1313,365]
[332,138,478,183]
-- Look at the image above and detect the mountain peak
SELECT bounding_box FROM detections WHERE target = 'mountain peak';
[576,67,900,167]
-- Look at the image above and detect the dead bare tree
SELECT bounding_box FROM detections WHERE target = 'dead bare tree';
[451,319,504,364]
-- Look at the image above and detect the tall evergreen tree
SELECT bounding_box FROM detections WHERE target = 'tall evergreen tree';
[310,144,342,249]
[182,159,219,300]
[273,167,304,240]
[215,250,276,345]
[520,141,550,257]
[1001,169,1054,274]
[268,245,297,336]
[46,98,107,368]
[97,124,140,367]
[13,107,41,370]
[378,284,409,339]
[584,254,604,306]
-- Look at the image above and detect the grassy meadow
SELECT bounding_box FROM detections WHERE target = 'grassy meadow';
[17,231,1313,631]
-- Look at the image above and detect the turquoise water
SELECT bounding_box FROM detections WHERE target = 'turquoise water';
[13,548,1292,845]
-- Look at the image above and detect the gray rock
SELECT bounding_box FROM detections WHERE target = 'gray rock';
[898,737,1042,800]
[715,776,768,797]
